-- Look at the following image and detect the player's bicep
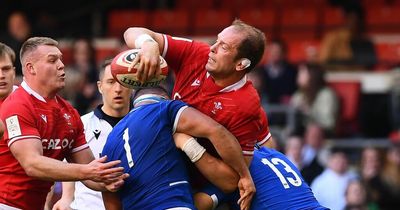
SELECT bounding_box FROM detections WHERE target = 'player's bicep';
[175,107,220,137]
[10,138,44,167]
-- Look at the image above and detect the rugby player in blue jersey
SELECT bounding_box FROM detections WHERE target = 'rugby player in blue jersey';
[101,86,254,210]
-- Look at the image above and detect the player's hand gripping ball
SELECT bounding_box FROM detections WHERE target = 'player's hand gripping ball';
[111,49,168,89]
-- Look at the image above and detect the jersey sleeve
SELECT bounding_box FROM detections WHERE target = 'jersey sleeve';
[164,100,188,134]
[222,87,272,155]
[69,108,88,153]
[163,35,210,75]
[232,112,269,155]
[1,100,40,147]
[256,109,272,146]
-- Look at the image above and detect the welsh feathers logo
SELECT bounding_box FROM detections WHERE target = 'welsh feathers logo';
[211,101,223,114]
[63,113,72,126]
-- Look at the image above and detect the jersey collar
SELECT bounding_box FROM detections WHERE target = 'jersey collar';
[219,75,247,93]
[21,81,46,103]
[93,104,124,127]
[93,105,106,119]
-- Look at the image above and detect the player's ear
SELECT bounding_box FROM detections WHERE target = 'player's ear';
[26,63,36,75]
[236,58,251,71]
[97,81,103,94]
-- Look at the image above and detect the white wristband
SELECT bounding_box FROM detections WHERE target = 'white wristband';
[135,34,155,48]
[182,137,206,163]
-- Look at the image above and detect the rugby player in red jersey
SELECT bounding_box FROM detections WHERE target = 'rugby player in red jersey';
[0,37,128,210]
[124,20,276,210]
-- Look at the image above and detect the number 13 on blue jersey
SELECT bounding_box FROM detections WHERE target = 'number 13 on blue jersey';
[261,158,302,189]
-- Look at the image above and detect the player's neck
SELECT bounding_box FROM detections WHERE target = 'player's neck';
[24,79,58,99]
[101,105,129,118]
[212,73,246,88]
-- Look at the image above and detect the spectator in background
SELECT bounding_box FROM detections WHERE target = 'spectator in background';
[344,179,379,210]
[290,63,339,136]
[284,135,304,169]
[254,39,297,104]
[62,38,99,114]
[378,145,400,209]
[319,4,376,71]
[301,124,327,184]
[359,147,386,209]
[359,145,400,210]
[1,11,33,81]
[311,148,358,210]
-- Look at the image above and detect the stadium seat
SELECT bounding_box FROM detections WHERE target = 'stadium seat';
[93,39,121,64]
[192,0,215,9]
[278,0,322,8]
[96,48,119,64]
[193,9,233,36]
[175,0,194,9]
[286,40,320,64]
[150,10,190,36]
[238,8,276,34]
[375,42,400,66]
[321,6,346,35]
[362,0,391,7]
[328,81,361,137]
[365,6,400,34]
[235,0,272,9]
[108,10,148,38]
[280,7,319,40]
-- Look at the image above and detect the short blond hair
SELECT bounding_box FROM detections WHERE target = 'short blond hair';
[20,37,58,65]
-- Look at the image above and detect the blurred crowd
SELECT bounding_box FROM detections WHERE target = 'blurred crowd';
[283,129,400,210]
[1,0,400,210]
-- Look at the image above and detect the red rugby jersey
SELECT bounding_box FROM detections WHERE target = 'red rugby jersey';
[163,35,271,155]
[0,82,88,210]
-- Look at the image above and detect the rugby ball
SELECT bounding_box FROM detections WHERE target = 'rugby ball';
[111,49,168,89]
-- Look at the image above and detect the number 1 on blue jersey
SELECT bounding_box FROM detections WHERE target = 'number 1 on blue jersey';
[123,128,134,168]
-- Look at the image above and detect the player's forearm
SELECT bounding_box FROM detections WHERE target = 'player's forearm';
[102,191,122,210]
[83,173,129,192]
[60,181,75,202]
[195,152,239,193]
[209,126,251,178]
[22,155,89,181]
[124,27,158,48]
[82,180,106,192]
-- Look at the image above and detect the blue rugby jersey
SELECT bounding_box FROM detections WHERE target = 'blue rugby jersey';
[102,100,195,210]
[250,146,328,210]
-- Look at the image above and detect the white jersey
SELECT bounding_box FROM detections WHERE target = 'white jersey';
[70,106,123,210]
